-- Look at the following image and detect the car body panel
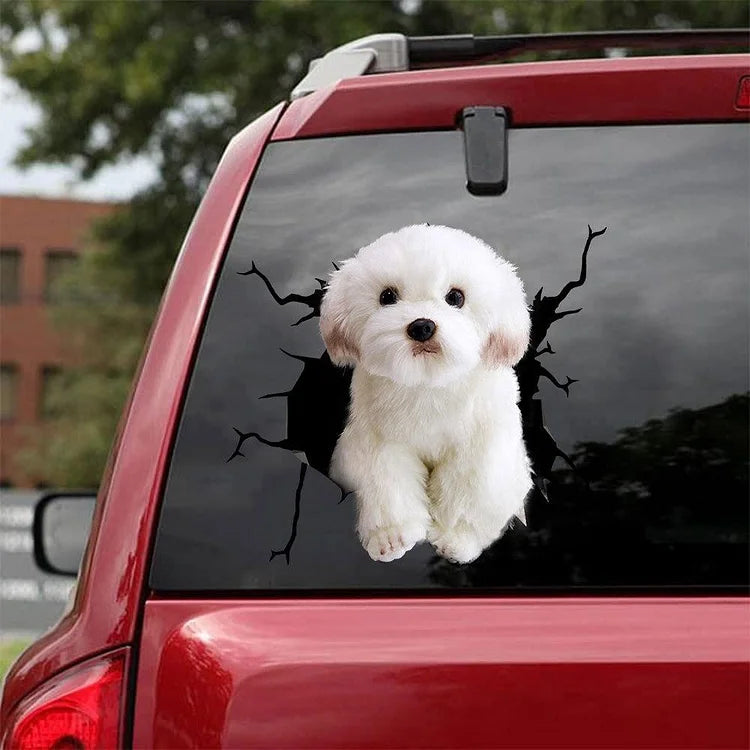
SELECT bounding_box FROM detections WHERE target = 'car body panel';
[273,55,750,140]
[132,597,750,748]
[0,102,286,721]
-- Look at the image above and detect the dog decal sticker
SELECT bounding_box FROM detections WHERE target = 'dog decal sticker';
[229,224,607,564]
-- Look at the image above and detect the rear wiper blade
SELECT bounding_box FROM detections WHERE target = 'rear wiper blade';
[409,29,749,66]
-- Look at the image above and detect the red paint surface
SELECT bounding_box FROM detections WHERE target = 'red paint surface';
[273,55,750,140]
[0,102,286,721]
[132,598,750,748]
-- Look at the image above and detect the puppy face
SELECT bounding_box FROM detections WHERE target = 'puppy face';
[320,225,530,387]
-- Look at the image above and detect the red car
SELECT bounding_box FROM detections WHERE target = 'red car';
[2,29,749,749]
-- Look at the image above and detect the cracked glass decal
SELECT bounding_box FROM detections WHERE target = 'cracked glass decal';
[228,263,350,564]
[229,225,607,565]
[151,125,749,591]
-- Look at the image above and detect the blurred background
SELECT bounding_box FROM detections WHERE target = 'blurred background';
[0,0,747,674]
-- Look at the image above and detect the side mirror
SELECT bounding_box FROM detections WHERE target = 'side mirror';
[33,492,97,576]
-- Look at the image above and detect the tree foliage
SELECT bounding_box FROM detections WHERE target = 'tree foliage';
[2,0,747,486]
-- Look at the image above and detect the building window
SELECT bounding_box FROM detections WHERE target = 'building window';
[40,366,64,419]
[44,249,78,303]
[0,364,19,420]
[0,247,21,304]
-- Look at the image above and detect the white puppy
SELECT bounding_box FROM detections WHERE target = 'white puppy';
[320,224,532,564]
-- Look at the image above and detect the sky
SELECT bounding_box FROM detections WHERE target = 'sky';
[0,70,157,202]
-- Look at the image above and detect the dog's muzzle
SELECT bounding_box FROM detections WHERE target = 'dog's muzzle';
[407,318,436,342]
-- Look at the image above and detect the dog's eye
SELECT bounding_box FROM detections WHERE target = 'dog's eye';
[379,287,398,306]
[445,288,465,308]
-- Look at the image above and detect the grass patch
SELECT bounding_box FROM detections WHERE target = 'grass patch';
[0,639,32,683]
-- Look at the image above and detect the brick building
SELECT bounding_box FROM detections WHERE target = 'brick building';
[0,195,117,487]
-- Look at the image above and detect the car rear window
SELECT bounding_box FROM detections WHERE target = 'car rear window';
[150,123,749,592]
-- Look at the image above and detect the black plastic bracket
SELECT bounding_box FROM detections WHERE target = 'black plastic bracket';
[461,106,509,197]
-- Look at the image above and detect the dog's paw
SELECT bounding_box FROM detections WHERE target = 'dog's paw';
[362,523,426,563]
[428,526,484,564]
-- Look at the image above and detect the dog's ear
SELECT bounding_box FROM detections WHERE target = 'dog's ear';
[482,329,528,368]
[483,301,531,368]
[482,259,531,368]
[320,269,360,367]
[320,319,360,366]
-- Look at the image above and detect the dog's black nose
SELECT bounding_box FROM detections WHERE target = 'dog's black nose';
[407,318,436,342]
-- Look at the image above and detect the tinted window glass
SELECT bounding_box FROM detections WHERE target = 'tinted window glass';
[151,125,749,591]
[0,364,19,421]
[44,249,78,303]
[39,366,64,420]
[0,248,21,304]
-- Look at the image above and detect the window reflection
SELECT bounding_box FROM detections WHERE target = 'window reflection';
[430,392,749,588]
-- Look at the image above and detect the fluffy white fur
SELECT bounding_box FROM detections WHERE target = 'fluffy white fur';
[320,225,532,564]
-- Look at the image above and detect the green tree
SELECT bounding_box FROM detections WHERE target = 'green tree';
[2,0,747,487]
